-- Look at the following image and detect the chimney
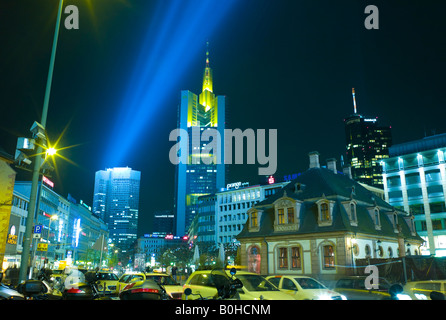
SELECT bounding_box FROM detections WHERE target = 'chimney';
[327,158,337,174]
[309,151,320,168]
[343,165,352,179]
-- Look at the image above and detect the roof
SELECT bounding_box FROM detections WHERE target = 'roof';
[237,167,422,241]
[389,133,446,157]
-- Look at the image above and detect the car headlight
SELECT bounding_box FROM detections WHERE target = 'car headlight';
[315,294,332,300]
[341,295,347,300]
[396,294,412,300]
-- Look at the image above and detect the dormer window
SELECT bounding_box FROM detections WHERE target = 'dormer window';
[342,200,358,226]
[316,199,334,226]
[321,203,330,221]
[273,196,301,232]
[248,208,261,232]
[374,208,381,230]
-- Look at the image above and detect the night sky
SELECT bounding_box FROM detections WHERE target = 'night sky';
[2,0,446,237]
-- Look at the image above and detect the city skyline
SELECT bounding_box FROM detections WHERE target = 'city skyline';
[2,1,446,237]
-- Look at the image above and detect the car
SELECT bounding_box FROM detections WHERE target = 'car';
[144,273,183,300]
[332,276,392,300]
[116,272,146,294]
[266,275,346,300]
[182,269,296,300]
[86,271,119,296]
[402,280,446,300]
[117,272,183,299]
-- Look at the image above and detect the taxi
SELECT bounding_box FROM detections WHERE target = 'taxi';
[183,269,295,300]
[266,275,346,300]
[117,272,183,299]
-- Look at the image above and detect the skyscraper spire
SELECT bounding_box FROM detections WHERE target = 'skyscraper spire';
[352,88,357,114]
[202,41,213,94]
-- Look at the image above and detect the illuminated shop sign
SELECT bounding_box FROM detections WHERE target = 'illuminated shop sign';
[42,175,54,188]
[7,225,17,245]
[226,181,249,190]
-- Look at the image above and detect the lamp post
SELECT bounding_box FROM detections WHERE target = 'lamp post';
[18,0,64,283]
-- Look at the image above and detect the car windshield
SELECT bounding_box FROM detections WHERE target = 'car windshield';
[146,275,178,285]
[236,275,279,292]
[295,278,326,289]
[98,273,119,281]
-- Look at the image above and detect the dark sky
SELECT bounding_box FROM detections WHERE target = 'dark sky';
[2,0,446,237]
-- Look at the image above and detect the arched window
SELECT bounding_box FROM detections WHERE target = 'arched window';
[350,203,357,221]
[248,246,261,274]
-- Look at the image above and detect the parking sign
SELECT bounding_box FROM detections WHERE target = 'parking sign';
[34,225,43,234]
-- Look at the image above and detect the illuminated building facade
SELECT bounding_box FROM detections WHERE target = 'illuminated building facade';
[9,181,107,269]
[174,44,225,236]
[344,89,392,187]
[381,133,446,256]
[93,167,141,256]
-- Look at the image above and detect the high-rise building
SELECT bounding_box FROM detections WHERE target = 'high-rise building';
[344,88,392,187]
[381,133,446,256]
[92,167,141,256]
[174,43,225,236]
[152,210,174,236]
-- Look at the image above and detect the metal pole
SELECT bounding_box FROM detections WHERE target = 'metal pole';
[18,0,64,283]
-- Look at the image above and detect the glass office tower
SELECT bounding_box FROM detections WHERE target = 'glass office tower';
[93,167,141,256]
[344,89,392,187]
[174,44,225,236]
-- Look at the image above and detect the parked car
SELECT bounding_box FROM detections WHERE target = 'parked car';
[333,276,391,300]
[266,275,346,300]
[402,280,446,300]
[116,272,182,299]
[183,269,295,300]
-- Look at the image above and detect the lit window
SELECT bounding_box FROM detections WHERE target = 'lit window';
[323,245,335,269]
[251,212,258,228]
[321,203,330,221]
[278,209,285,224]
[291,247,301,269]
[278,248,288,269]
[287,207,295,224]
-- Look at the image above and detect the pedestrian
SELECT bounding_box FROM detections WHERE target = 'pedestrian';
[172,266,177,282]
[10,265,19,287]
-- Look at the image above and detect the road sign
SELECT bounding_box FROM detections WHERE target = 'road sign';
[37,243,48,251]
[34,225,43,234]
[33,233,41,239]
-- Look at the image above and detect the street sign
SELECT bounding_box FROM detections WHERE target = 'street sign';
[37,243,48,251]
[33,233,41,239]
[34,225,43,234]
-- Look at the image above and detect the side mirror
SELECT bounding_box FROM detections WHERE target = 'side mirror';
[430,291,446,300]
[184,288,192,296]
[22,280,45,296]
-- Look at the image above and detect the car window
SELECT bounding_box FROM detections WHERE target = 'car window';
[147,275,177,285]
[295,278,326,289]
[189,275,201,286]
[336,279,354,289]
[282,278,297,291]
[119,275,131,283]
[268,277,281,287]
[98,273,119,281]
[236,275,279,292]
[129,275,144,283]
[417,283,441,291]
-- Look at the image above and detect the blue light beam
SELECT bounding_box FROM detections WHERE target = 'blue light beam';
[104,0,240,167]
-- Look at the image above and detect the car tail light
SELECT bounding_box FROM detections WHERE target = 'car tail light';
[66,288,85,294]
[130,288,159,294]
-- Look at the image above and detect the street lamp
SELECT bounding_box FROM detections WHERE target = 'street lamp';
[18,0,64,283]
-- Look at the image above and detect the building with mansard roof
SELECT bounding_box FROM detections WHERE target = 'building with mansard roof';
[236,152,423,283]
